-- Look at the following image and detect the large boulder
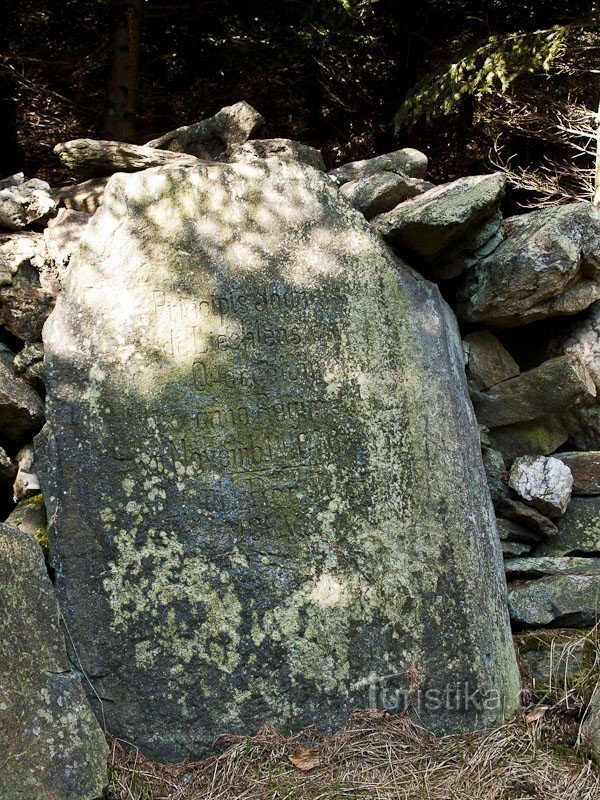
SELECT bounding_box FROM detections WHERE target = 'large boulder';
[371,173,505,277]
[0,177,56,230]
[0,522,108,799]
[457,204,600,327]
[534,496,600,556]
[146,101,264,158]
[38,158,518,760]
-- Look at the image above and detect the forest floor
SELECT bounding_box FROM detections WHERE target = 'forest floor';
[106,693,599,799]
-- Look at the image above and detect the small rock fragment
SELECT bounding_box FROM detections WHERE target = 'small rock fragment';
[328,148,428,185]
[0,355,45,445]
[464,330,520,390]
[341,170,431,219]
[0,177,56,230]
[13,443,41,501]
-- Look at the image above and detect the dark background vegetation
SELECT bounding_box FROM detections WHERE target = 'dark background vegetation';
[0,0,596,188]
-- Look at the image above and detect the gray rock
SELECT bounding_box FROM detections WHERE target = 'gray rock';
[508,574,600,627]
[472,354,596,429]
[54,138,201,178]
[494,497,558,541]
[147,101,265,159]
[488,415,569,464]
[505,556,600,578]
[0,177,56,230]
[464,330,519,390]
[328,148,428,185]
[0,354,45,446]
[582,684,600,761]
[52,177,110,214]
[38,159,518,760]
[44,207,90,268]
[340,171,431,220]
[497,517,540,545]
[6,493,47,544]
[509,456,573,517]
[0,445,16,480]
[0,173,24,189]
[14,342,45,388]
[501,540,532,558]
[457,203,600,327]
[482,446,507,501]
[534,496,600,556]
[0,522,108,799]
[14,443,41,501]
[547,301,600,390]
[554,451,600,496]
[225,139,325,171]
[371,173,505,272]
[0,232,56,341]
[562,405,600,451]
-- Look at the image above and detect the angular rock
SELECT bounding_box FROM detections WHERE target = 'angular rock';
[328,148,428,185]
[44,207,90,268]
[488,415,569,464]
[0,354,45,445]
[505,556,600,578]
[0,522,108,799]
[554,451,600,496]
[225,139,325,171]
[0,173,24,189]
[14,341,45,388]
[501,540,531,558]
[508,574,600,627]
[53,177,110,214]
[38,159,519,760]
[472,354,596,429]
[508,456,573,517]
[534,496,600,556]
[147,101,264,158]
[54,138,200,178]
[464,330,519,390]
[0,232,56,341]
[340,171,431,220]
[14,443,41,501]
[482,446,507,501]
[547,300,600,390]
[562,405,600,451]
[495,497,558,540]
[6,493,47,544]
[582,684,600,761]
[0,445,16,480]
[0,177,56,230]
[371,173,505,271]
[497,517,541,545]
[457,203,600,327]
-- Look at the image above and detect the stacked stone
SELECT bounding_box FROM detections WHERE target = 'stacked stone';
[2,98,599,792]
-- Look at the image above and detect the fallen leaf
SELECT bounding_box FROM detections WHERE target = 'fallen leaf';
[289,747,321,771]
[526,705,549,723]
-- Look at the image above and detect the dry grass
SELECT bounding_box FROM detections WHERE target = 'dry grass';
[106,709,599,800]
[106,627,599,800]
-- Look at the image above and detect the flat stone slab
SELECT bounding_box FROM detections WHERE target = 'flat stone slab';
[508,574,600,628]
[534,496,600,556]
[554,451,600,496]
[505,556,600,578]
[0,522,108,799]
[38,158,518,761]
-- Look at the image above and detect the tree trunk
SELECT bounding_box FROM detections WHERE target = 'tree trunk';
[101,0,143,142]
